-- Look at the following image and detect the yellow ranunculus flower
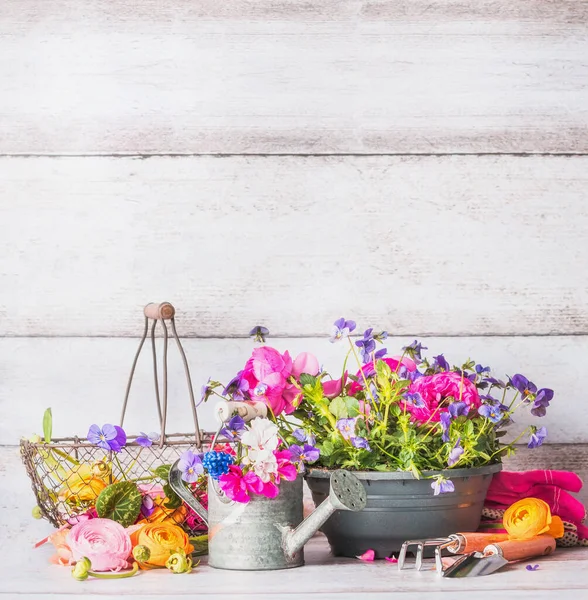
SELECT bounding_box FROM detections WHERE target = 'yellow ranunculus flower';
[58,464,108,503]
[130,523,194,569]
[503,497,564,540]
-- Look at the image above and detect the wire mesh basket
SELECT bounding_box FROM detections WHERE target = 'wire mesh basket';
[20,302,214,536]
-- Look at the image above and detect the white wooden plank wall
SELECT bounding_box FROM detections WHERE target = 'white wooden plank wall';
[1,0,588,521]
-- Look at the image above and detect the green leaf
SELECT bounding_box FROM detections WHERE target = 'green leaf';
[345,396,360,418]
[300,374,317,387]
[42,408,52,443]
[328,396,348,419]
[464,420,474,437]
[320,440,334,457]
[163,483,183,509]
[152,464,171,480]
[96,482,142,527]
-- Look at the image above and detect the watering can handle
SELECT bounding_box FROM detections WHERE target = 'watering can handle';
[216,401,268,423]
[168,459,209,524]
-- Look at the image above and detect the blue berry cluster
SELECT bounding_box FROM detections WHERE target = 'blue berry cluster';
[202,451,235,480]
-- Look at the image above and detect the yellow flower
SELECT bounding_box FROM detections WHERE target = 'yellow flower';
[137,496,188,526]
[503,497,564,540]
[130,523,193,569]
[58,464,108,504]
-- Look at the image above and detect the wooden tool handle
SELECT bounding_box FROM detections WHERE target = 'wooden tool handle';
[454,532,511,554]
[484,536,556,561]
[144,302,175,320]
[216,401,268,423]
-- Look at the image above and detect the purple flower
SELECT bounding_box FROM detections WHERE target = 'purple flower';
[485,377,506,388]
[289,444,320,468]
[478,404,504,423]
[201,378,213,404]
[87,424,127,452]
[475,364,490,374]
[178,450,204,483]
[375,331,388,342]
[526,564,540,571]
[220,415,247,440]
[404,392,425,408]
[249,325,269,343]
[431,477,455,496]
[356,329,376,363]
[531,388,554,417]
[433,354,450,371]
[374,347,388,360]
[330,318,357,343]
[223,370,250,400]
[448,402,468,418]
[528,426,547,449]
[293,428,316,445]
[511,374,537,400]
[135,431,160,447]
[337,418,357,440]
[140,495,155,518]
[351,437,372,451]
[403,340,427,362]
[448,438,464,467]
[440,412,451,442]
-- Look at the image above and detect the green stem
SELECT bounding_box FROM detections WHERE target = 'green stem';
[88,562,139,579]
[50,448,80,466]
[112,454,128,481]
[347,338,379,410]
[124,448,143,477]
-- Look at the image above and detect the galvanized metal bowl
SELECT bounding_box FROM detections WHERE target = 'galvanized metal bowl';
[306,463,502,558]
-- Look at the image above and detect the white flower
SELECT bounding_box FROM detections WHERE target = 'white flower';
[251,451,278,483]
[240,417,279,453]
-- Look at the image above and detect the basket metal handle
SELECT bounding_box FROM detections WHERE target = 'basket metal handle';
[120,302,202,448]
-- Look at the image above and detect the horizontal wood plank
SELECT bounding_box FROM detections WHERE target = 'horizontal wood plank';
[2,444,587,596]
[1,0,587,154]
[0,335,584,444]
[2,155,588,337]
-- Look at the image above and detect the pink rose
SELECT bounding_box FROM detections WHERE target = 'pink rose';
[67,518,132,572]
[323,372,348,399]
[406,371,481,423]
[349,357,417,395]
[292,352,320,378]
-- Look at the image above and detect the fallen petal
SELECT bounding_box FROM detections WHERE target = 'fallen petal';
[385,556,398,564]
[526,564,540,571]
[356,549,375,561]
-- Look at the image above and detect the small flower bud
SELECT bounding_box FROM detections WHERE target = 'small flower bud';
[71,557,91,581]
[132,545,151,563]
[28,434,42,443]
[32,506,43,519]
[165,549,192,574]
[92,460,111,479]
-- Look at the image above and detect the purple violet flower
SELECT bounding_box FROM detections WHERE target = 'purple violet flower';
[178,450,204,483]
[356,329,377,363]
[448,402,468,418]
[249,325,269,343]
[528,426,547,449]
[511,374,537,400]
[293,428,307,442]
[485,377,506,388]
[478,404,504,423]
[433,354,450,371]
[440,412,452,442]
[223,371,250,400]
[403,340,427,362]
[448,438,464,467]
[351,437,372,451]
[531,388,554,417]
[431,477,455,496]
[140,495,155,518]
[135,431,160,447]
[219,415,247,440]
[330,318,357,343]
[475,364,490,374]
[405,392,425,408]
[337,418,357,440]
[374,347,388,360]
[200,378,213,404]
[87,424,127,452]
[526,564,540,571]
[289,443,320,467]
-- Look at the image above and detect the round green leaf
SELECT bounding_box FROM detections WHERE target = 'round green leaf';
[96,481,142,527]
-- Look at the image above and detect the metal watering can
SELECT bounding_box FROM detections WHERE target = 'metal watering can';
[169,403,367,570]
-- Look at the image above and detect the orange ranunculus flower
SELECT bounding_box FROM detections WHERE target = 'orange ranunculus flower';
[136,495,189,526]
[503,497,564,540]
[58,464,108,503]
[130,523,194,569]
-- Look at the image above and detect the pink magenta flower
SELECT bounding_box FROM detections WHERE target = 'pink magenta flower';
[219,465,265,503]
[292,352,320,378]
[405,372,481,423]
[274,449,298,482]
[349,357,417,395]
[67,518,132,572]
[323,372,348,399]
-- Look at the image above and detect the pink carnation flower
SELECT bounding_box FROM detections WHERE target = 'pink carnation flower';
[67,518,132,572]
[406,371,481,423]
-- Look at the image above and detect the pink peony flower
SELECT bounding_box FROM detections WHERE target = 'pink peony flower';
[292,352,320,378]
[67,518,132,572]
[349,357,417,395]
[323,372,348,399]
[405,371,481,423]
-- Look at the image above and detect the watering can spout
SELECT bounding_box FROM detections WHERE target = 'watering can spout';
[282,470,367,559]
[169,459,209,525]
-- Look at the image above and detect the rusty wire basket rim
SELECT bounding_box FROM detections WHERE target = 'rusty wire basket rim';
[21,432,215,449]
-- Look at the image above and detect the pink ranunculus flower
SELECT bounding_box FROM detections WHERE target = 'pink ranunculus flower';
[323,372,348,399]
[349,357,417,396]
[292,352,320,378]
[67,518,132,572]
[406,371,481,423]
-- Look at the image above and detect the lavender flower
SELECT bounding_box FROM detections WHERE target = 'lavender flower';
[351,437,372,451]
[511,374,537,400]
[440,412,451,442]
[433,354,450,371]
[249,325,269,343]
[223,371,250,400]
[478,404,504,423]
[431,477,455,496]
[528,426,547,449]
[448,438,464,467]
[330,318,357,343]
[178,450,204,483]
[87,424,127,452]
[448,402,468,418]
[531,388,554,417]
[220,415,247,440]
[403,340,427,362]
[135,431,160,447]
[337,418,357,440]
